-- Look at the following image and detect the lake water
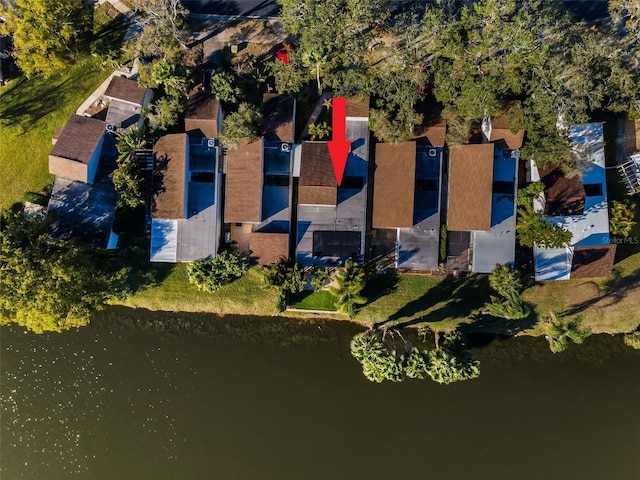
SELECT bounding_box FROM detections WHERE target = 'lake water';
[1,308,639,480]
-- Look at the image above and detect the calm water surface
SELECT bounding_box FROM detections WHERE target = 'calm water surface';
[1,310,639,480]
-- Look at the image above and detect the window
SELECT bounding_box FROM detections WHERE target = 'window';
[583,183,603,197]
[493,181,514,194]
[416,179,437,191]
[339,176,364,189]
[313,231,361,258]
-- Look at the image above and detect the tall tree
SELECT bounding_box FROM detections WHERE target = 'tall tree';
[0,207,131,333]
[516,203,573,248]
[0,0,92,78]
[131,0,190,61]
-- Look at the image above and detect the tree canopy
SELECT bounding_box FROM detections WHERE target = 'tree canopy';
[0,207,131,333]
[0,0,92,78]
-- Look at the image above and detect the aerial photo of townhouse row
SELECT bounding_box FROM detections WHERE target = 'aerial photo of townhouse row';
[1,0,640,385]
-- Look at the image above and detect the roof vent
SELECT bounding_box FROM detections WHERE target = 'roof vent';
[280,143,291,153]
[428,148,437,157]
[206,138,216,148]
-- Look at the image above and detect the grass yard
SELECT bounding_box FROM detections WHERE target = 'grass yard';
[116,264,281,316]
[289,290,337,311]
[0,56,109,208]
[356,273,490,331]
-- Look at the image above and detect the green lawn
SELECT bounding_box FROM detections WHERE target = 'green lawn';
[289,290,337,311]
[116,264,281,316]
[0,56,109,209]
[356,273,490,331]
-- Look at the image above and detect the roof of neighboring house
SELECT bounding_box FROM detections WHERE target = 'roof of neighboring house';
[571,245,617,278]
[50,115,105,164]
[152,133,188,220]
[413,102,447,147]
[225,139,263,222]
[373,142,416,228]
[185,89,221,138]
[490,112,525,149]
[540,166,585,216]
[299,142,337,205]
[47,176,118,248]
[447,143,494,231]
[104,76,148,105]
[261,93,295,143]
[346,96,370,118]
[250,231,289,264]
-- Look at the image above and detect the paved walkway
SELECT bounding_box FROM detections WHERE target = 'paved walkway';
[97,0,131,15]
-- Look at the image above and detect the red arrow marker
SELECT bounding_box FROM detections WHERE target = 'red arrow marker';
[327,97,350,187]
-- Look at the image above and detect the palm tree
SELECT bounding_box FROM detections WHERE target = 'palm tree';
[329,260,367,318]
[543,312,592,353]
[308,121,331,140]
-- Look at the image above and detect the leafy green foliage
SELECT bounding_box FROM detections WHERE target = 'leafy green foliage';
[308,121,331,141]
[542,312,592,353]
[210,68,242,104]
[113,128,147,208]
[146,95,184,134]
[439,225,447,263]
[219,103,262,149]
[129,0,190,61]
[516,203,573,248]
[516,182,545,207]
[369,104,422,144]
[187,251,250,293]
[484,264,531,320]
[350,329,480,384]
[328,260,367,318]
[138,59,188,97]
[260,259,306,312]
[310,266,332,290]
[0,207,131,333]
[260,259,306,293]
[623,331,640,350]
[609,200,637,237]
[0,0,92,78]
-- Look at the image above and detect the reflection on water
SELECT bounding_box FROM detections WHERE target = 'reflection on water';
[1,310,639,480]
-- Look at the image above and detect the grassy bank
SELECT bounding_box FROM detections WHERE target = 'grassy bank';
[115,252,640,336]
[116,264,281,316]
[0,56,109,208]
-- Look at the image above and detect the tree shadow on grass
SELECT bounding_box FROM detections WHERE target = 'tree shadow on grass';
[362,270,399,307]
[373,275,492,330]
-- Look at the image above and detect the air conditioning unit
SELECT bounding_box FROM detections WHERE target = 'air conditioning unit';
[428,148,437,157]
[512,149,521,159]
[106,124,116,133]
[206,138,216,148]
[280,143,291,153]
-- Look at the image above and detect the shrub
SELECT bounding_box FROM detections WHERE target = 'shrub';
[187,251,250,293]
[623,331,640,350]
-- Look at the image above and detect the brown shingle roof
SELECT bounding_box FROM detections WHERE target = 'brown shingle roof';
[299,142,337,205]
[224,139,263,223]
[104,76,147,105]
[250,231,289,264]
[413,103,446,147]
[50,115,105,164]
[152,133,188,219]
[490,112,525,149]
[373,142,416,228]
[346,96,370,118]
[185,90,221,138]
[540,166,585,216]
[571,245,617,278]
[261,93,295,143]
[447,143,494,231]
